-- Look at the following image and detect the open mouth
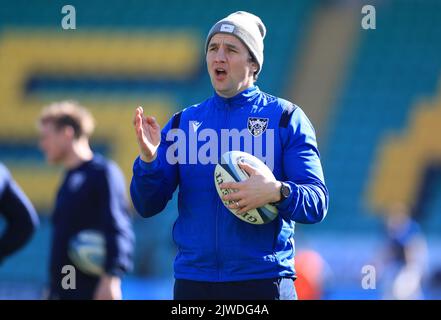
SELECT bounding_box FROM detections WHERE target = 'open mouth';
[215,68,227,77]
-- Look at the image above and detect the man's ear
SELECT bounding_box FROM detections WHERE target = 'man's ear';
[252,61,259,72]
[251,61,258,73]
[63,126,76,140]
[248,60,258,75]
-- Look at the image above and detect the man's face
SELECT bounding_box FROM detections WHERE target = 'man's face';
[206,33,257,98]
[38,122,71,164]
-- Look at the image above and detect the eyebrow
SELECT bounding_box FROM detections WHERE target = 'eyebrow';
[208,42,240,50]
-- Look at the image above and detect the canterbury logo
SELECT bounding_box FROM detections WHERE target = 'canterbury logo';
[220,24,235,33]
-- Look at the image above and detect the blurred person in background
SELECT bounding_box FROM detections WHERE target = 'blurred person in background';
[0,163,39,265]
[38,101,134,300]
[131,11,328,300]
[294,249,327,300]
[376,203,428,300]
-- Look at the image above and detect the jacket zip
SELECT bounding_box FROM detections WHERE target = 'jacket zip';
[215,100,220,281]
[215,196,220,281]
[216,99,231,281]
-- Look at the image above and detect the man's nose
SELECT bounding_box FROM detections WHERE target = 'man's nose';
[214,47,226,62]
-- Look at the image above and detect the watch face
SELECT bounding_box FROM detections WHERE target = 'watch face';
[281,183,291,198]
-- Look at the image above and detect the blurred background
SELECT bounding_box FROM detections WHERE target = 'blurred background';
[1,0,441,299]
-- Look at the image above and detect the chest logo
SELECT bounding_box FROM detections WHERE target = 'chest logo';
[191,121,203,132]
[247,117,269,137]
[68,172,86,192]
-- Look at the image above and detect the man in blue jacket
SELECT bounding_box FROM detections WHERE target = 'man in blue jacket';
[0,163,39,265]
[38,101,134,299]
[131,11,328,300]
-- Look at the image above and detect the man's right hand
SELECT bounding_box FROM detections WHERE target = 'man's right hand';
[133,106,161,163]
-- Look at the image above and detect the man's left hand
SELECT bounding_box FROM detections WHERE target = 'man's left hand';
[93,274,122,300]
[220,162,281,214]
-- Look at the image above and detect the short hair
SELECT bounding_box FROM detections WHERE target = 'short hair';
[38,101,95,139]
[248,52,259,80]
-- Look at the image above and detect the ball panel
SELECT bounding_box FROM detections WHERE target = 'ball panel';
[257,205,278,224]
[214,151,279,225]
[68,230,106,276]
[234,208,264,224]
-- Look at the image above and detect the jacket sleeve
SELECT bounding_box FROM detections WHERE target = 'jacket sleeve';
[277,107,329,224]
[0,165,39,264]
[130,116,179,218]
[98,162,135,277]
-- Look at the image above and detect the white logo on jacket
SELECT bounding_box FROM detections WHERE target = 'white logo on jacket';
[68,172,86,192]
[191,121,203,132]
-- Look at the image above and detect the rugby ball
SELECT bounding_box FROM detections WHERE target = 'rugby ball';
[214,151,278,225]
[68,230,106,276]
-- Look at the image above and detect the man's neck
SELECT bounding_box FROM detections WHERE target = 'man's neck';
[216,81,255,98]
[63,140,94,170]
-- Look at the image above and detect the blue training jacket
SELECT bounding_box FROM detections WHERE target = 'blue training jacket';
[50,155,134,299]
[0,163,39,264]
[130,86,328,282]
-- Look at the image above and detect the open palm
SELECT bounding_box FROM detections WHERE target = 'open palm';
[133,106,161,162]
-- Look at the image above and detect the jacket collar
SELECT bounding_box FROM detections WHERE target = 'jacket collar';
[213,85,260,107]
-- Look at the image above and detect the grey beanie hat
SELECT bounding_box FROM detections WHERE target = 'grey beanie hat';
[205,11,266,76]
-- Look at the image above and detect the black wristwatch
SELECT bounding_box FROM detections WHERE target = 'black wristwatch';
[273,181,291,205]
